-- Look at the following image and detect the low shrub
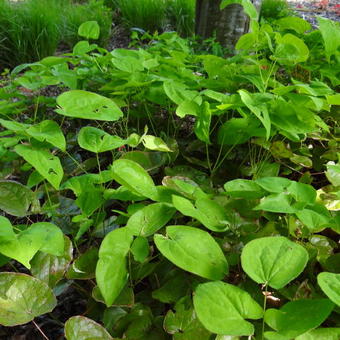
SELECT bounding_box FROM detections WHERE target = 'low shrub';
[260,0,292,21]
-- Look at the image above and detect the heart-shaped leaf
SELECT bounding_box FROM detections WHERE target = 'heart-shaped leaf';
[15,144,63,190]
[164,296,211,339]
[78,126,126,153]
[96,227,133,306]
[78,21,100,40]
[317,272,340,306]
[66,247,98,280]
[111,159,158,200]
[142,135,172,152]
[193,281,263,336]
[126,203,175,237]
[265,299,334,338]
[56,90,123,121]
[30,236,73,288]
[0,180,38,217]
[27,120,66,151]
[241,236,309,289]
[224,179,265,199]
[154,226,228,280]
[0,217,64,269]
[65,316,113,340]
[296,328,340,340]
[172,195,229,232]
[0,273,57,326]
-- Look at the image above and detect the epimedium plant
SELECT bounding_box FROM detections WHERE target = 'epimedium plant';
[0,2,339,339]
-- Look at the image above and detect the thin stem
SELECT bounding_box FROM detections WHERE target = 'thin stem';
[32,320,49,340]
[261,284,268,340]
[212,143,236,175]
[205,143,212,173]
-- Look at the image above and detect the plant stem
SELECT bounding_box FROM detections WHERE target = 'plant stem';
[261,284,268,340]
[32,320,50,340]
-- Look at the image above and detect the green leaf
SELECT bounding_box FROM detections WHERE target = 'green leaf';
[265,299,334,338]
[290,154,313,168]
[254,193,297,213]
[131,237,149,263]
[65,316,113,340]
[220,0,258,21]
[111,159,158,200]
[193,281,263,336]
[218,117,265,145]
[92,284,134,307]
[0,180,38,217]
[239,90,271,139]
[0,118,28,132]
[163,81,201,107]
[273,34,310,65]
[96,227,133,306]
[317,272,340,306]
[152,272,188,304]
[317,17,340,62]
[286,181,316,204]
[78,126,126,153]
[172,195,230,232]
[142,135,172,152]
[164,296,211,340]
[73,40,97,55]
[30,236,73,288]
[241,236,309,289]
[154,225,228,280]
[296,204,331,232]
[276,17,311,34]
[236,32,257,50]
[126,203,176,237]
[255,177,291,193]
[326,94,340,106]
[296,328,340,340]
[224,179,265,199]
[176,100,200,118]
[15,145,63,190]
[78,21,100,40]
[194,102,211,144]
[0,273,57,326]
[326,162,340,187]
[66,247,98,280]
[76,190,103,217]
[162,176,208,200]
[27,120,66,151]
[0,217,64,269]
[56,90,123,121]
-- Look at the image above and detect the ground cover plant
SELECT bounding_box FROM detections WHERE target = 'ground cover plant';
[0,1,339,339]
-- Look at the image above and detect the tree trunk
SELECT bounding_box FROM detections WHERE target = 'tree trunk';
[195,0,262,48]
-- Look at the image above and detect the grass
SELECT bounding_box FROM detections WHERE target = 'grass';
[116,0,167,33]
[0,0,62,68]
[62,0,113,48]
[114,0,196,36]
[167,0,195,37]
[0,0,112,70]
